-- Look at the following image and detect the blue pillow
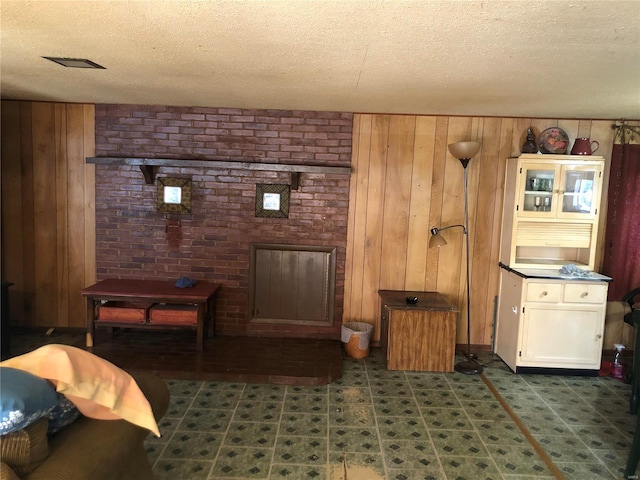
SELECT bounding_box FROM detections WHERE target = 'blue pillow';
[0,367,58,434]
[47,394,80,435]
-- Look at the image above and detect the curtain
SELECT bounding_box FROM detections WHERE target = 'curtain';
[602,143,640,300]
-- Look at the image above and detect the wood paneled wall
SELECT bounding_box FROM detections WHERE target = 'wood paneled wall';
[344,114,617,346]
[2,99,622,347]
[1,101,96,328]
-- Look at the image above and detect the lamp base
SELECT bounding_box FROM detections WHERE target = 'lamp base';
[454,359,483,375]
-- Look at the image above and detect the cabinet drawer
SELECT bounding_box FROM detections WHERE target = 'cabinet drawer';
[563,284,607,304]
[525,283,562,302]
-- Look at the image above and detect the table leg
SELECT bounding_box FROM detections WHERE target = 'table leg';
[207,296,216,338]
[85,298,95,348]
[196,303,204,352]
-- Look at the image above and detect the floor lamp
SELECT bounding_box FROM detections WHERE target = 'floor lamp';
[429,141,483,375]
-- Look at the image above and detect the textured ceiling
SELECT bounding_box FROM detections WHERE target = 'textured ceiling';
[1,0,639,119]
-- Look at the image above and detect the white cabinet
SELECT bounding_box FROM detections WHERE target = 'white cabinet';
[500,154,604,270]
[495,268,609,373]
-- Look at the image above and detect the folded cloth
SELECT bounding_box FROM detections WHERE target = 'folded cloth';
[175,277,197,288]
[559,264,592,277]
[1,345,160,437]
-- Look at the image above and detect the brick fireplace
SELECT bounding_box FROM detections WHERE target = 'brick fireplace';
[93,105,353,338]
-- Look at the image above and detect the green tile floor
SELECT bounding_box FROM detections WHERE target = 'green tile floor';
[144,349,638,480]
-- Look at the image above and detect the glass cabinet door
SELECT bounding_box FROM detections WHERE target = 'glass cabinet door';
[519,165,559,217]
[558,166,600,218]
[518,163,601,219]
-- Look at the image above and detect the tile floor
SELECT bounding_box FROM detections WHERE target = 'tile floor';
[143,349,638,480]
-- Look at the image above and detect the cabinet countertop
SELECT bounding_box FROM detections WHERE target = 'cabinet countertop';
[378,290,458,311]
[499,263,612,282]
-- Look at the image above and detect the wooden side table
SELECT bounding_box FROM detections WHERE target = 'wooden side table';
[379,290,458,372]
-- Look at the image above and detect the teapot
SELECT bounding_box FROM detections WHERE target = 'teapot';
[571,137,599,155]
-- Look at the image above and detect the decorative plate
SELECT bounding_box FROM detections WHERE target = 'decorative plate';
[537,127,569,154]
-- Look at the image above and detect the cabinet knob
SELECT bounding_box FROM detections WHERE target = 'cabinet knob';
[581,291,589,297]
[541,291,548,296]
[596,334,602,339]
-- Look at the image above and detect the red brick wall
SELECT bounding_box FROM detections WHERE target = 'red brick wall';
[94,104,352,338]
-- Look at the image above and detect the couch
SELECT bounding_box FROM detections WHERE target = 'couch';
[1,373,169,480]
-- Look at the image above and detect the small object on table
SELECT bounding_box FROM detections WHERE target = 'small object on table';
[175,277,197,288]
[537,127,569,154]
[521,127,538,153]
[559,264,592,277]
[570,137,599,155]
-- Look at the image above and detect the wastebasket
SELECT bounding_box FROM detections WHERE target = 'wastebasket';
[341,322,373,359]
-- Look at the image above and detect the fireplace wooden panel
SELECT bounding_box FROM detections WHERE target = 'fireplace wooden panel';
[250,243,336,326]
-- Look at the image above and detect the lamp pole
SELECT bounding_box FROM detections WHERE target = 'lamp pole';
[431,141,483,374]
[455,156,483,375]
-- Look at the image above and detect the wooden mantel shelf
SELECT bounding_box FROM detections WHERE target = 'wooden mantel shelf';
[86,156,351,187]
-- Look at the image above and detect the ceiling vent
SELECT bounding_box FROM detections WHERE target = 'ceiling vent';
[42,57,105,69]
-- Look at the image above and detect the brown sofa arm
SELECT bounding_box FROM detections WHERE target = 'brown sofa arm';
[132,373,170,423]
[22,374,169,480]
[1,462,20,480]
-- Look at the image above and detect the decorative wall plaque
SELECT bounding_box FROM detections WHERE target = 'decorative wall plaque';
[157,177,192,214]
[255,184,290,218]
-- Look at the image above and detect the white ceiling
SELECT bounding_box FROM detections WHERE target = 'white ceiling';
[1,0,639,120]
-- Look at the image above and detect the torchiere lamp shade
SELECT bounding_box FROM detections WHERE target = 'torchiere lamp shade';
[448,141,481,160]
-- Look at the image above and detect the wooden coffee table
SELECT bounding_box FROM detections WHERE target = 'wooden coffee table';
[81,279,220,352]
